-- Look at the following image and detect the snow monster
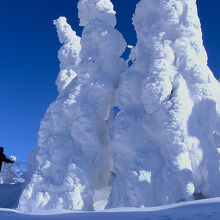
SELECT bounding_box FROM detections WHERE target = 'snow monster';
[18,0,126,212]
[108,0,220,208]
[18,0,220,212]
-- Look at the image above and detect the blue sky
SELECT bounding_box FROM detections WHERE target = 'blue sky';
[0,0,219,163]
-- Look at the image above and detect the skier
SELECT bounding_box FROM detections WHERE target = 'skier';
[0,147,14,172]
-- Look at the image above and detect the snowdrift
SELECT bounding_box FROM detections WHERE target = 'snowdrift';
[0,184,23,209]
[2,198,220,219]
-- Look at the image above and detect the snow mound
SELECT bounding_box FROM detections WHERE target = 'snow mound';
[0,184,23,209]
[2,198,220,219]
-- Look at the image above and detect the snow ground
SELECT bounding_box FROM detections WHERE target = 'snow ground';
[0,183,23,208]
[1,198,220,219]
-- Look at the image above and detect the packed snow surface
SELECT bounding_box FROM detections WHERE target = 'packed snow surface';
[18,0,220,212]
[0,184,23,209]
[2,198,220,219]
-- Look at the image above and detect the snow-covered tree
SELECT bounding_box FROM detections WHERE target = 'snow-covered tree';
[18,0,126,212]
[18,0,220,212]
[107,0,220,208]
[0,156,24,184]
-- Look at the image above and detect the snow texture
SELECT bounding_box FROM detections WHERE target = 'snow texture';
[3,198,220,219]
[0,184,24,209]
[108,0,220,208]
[77,0,116,27]
[19,0,220,212]
[18,0,126,212]
[0,156,24,184]
[54,17,81,93]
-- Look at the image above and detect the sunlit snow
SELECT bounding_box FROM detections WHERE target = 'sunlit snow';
[14,0,220,215]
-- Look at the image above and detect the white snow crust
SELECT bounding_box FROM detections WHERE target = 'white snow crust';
[3,197,220,219]
[18,0,220,212]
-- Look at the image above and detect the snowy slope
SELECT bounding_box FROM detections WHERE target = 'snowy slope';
[1,198,220,219]
[0,184,23,209]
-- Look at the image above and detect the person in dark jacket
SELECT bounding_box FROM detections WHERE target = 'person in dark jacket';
[0,146,14,172]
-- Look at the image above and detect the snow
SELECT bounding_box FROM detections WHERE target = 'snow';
[18,0,126,212]
[77,0,116,27]
[0,156,24,184]
[53,17,81,93]
[0,183,23,209]
[17,0,220,213]
[2,198,220,219]
[108,0,220,208]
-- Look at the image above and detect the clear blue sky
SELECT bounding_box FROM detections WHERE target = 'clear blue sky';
[0,0,219,163]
